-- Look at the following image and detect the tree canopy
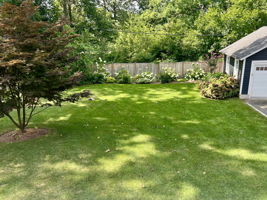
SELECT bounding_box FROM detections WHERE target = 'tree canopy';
[0,0,267,63]
[0,0,88,132]
[107,0,267,62]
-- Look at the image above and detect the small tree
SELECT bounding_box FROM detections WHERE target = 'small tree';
[0,1,87,133]
[204,52,222,73]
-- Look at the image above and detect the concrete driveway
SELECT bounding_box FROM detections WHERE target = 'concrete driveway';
[247,100,267,117]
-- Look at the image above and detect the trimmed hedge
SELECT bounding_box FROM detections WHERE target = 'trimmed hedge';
[199,75,239,99]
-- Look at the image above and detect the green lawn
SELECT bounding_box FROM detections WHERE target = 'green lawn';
[0,83,267,200]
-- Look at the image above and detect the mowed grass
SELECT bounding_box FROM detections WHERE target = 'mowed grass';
[0,83,267,200]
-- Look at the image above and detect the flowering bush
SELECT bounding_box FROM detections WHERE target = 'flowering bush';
[185,66,206,81]
[199,75,239,99]
[135,72,156,84]
[159,67,179,83]
[83,58,110,84]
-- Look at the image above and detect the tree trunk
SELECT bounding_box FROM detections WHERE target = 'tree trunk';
[62,0,70,22]
[68,1,73,24]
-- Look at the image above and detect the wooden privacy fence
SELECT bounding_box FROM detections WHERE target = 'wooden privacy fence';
[104,61,224,77]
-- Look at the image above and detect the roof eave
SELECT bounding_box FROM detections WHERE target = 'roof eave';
[219,52,240,60]
[239,45,267,61]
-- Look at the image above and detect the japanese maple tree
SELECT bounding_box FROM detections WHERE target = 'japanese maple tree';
[0,0,88,133]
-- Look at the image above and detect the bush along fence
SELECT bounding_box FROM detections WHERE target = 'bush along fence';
[104,61,224,77]
[85,60,240,100]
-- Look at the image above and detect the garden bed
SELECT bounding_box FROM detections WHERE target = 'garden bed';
[0,128,49,143]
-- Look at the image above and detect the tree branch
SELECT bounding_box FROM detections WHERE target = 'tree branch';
[25,100,38,127]
[4,113,20,129]
[22,94,26,131]
[31,106,50,118]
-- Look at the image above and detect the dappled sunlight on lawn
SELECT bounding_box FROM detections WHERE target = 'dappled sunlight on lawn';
[42,160,91,174]
[181,134,190,139]
[142,88,199,102]
[92,117,108,121]
[97,134,158,173]
[89,84,201,103]
[73,101,90,107]
[92,88,131,101]
[175,183,200,200]
[43,114,72,124]
[174,120,200,125]
[199,142,267,162]
[121,179,148,190]
[1,84,267,200]
[101,92,131,101]
[240,168,256,177]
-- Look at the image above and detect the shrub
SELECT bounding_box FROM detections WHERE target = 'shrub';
[85,72,106,84]
[205,72,227,80]
[135,72,156,84]
[159,67,179,83]
[199,75,239,100]
[185,65,206,81]
[83,58,110,84]
[106,76,116,83]
[115,69,132,84]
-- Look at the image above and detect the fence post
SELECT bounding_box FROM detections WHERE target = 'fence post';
[181,62,185,76]
[111,64,115,76]
[134,63,137,76]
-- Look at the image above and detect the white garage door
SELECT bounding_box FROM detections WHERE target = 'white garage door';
[250,61,267,98]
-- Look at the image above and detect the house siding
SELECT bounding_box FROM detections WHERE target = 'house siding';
[223,55,227,72]
[241,48,267,94]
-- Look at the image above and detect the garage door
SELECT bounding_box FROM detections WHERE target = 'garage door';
[250,61,267,98]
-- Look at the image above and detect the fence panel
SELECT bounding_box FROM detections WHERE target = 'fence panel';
[102,61,223,77]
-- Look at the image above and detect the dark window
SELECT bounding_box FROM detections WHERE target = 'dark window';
[238,60,243,80]
[229,57,235,76]
[256,66,267,71]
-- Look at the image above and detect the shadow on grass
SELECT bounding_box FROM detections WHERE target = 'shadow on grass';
[0,83,267,200]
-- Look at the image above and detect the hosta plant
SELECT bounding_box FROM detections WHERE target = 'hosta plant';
[158,68,179,83]
[185,65,206,81]
[135,72,156,84]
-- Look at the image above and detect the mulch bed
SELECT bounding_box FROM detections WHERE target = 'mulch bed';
[0,128,49,143]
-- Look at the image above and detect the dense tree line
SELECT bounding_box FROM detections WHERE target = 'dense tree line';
[0,0,267,63]
[108,0,267,62]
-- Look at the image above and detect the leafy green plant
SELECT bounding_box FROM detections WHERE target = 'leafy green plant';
[105,76,116,83]
[115,69,132,84]
[85,72,106,84]
[135,72,156,84]
[83,58,110,84]
[185,65,206,81]
[205,72,227,80]
[199,75,239,100]
[158,68,179,83]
